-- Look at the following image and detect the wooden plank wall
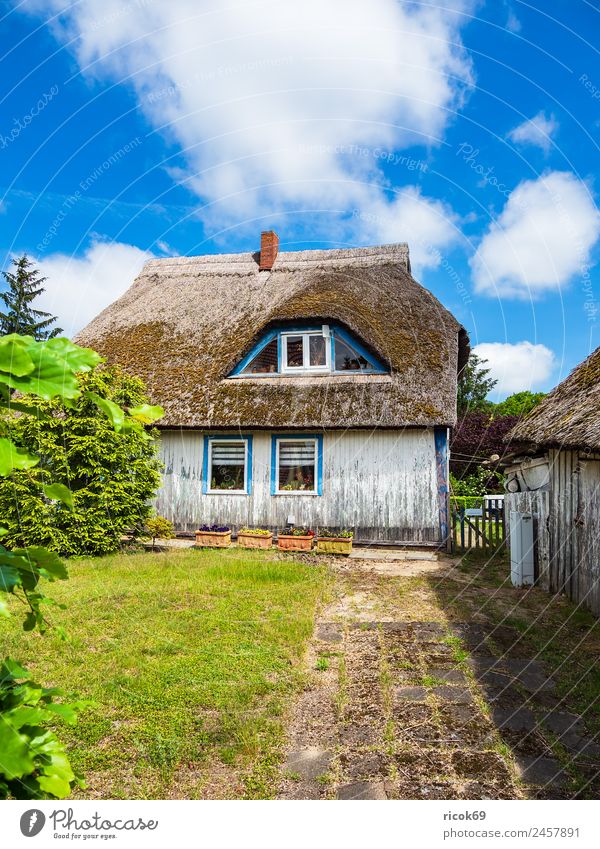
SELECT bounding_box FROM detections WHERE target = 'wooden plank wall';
[509,450,600,616]
[574,457,600,615]
[155,428,440,543]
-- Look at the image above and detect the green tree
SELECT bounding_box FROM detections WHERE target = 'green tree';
[0,255,62,339]
[0,334,162,799]
[494,390,545,417]
[0,365,162,557]
[457,353,497,415]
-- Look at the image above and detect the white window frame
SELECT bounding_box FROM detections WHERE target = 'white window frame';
[207,438,249,495]
[274,436,319,496]
[281,329,330,374]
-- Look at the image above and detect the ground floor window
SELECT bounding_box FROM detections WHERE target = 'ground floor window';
[203,436,252,494]
[271,435,323,495]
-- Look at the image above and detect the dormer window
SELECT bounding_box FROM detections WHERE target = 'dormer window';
[282,328,330,373]
[231,323,386,378]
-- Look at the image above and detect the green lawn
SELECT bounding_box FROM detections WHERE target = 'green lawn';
[0,548,328,799]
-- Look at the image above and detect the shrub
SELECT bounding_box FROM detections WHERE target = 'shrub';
[198,524,230,533]
[238,527,272,536]
[0,365,162,556]
[144,515,175,548]
[286,527,314,537]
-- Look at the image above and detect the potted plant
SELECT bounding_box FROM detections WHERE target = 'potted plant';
[316,528,354,555]
[195,524,232,547]
[237,527,274,549]
[277,527,315,552]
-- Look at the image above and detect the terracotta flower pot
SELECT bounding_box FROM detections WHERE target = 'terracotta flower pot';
[316,537,353,556]
[277,534,314,552]
[237,532,273,549]
[195,530,232,548]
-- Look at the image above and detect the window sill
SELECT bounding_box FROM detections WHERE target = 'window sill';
[206,490,250,496]
[273,491,320,497]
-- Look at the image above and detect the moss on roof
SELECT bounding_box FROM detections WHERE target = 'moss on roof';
[76,244,468,429]
[509,345,600,452]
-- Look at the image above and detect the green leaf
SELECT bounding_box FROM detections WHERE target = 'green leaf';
[3,340,82,400]
[85,391,125,431]
[0,399,52,420]
[0,598,9,618]
[0,718,35,780]
[0,335,35,377]
[13,547,68,581]
[127,403,164,424]
[43,338,102,373]
[0,563,21,592]
[23,612,37,631]
[0,438,39,476]
[42,483,74,509]
[1,659,30,680]
[45,703,79,725]
[0,528,9,539]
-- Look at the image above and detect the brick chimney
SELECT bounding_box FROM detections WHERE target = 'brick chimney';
[259,230,279,270]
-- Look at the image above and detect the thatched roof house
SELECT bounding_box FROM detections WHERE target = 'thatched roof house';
[509,345,600,453]
[77,234,468,545]
[77,241,468,430]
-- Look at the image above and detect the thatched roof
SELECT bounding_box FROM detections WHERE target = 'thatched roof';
[509,345,600,452]
[76,243,469,429]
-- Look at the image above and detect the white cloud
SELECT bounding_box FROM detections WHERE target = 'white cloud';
[473,341,555,397]
[35,240,151,336]
[351,186,460,272]
[506,11,522,33]
[23,0,473,233]
[508,110,559,153]
[471,171,600,298]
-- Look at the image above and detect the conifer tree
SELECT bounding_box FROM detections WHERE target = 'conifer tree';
[0,254,62,339]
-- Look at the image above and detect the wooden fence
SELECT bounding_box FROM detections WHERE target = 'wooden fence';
[451,497,506,552]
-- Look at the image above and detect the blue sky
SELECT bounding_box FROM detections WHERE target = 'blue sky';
[1,0,599,399]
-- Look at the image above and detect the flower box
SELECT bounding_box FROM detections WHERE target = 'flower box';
[237,531,273,549]
[277,534,314,552]
[316,537,353,556]
[195,529,231,547]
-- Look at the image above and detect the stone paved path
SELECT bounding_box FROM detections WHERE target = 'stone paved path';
[277,559,600,800]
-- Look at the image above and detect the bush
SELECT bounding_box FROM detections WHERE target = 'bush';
[144,515,175,547]
[238,527,272,536]
[0,365,162,556]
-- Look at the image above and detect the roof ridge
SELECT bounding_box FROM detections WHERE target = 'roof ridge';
[142,242,410,273]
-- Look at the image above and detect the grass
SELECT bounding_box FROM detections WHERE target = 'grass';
[0,548,328,800]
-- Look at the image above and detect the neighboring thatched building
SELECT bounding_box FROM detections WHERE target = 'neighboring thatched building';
[77,232,468,544]
[505,346,600,615]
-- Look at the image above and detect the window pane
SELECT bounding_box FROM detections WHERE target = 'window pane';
[309,335,327,367]
[286,336,304,367]
[241,337,278,374]
[210,442,245,490]
[278,440,316,491]
[334,337,373,371]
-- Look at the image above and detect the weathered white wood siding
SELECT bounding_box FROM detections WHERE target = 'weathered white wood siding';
[508,449,600,616]
[155,429,440,543]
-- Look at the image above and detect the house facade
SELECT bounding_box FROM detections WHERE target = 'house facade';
[506,346,600,615]
[77,232,469,545]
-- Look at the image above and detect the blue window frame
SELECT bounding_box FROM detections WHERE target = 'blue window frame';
[271,434,323,496]
[229,324,387,377]
[202,435,253,495]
